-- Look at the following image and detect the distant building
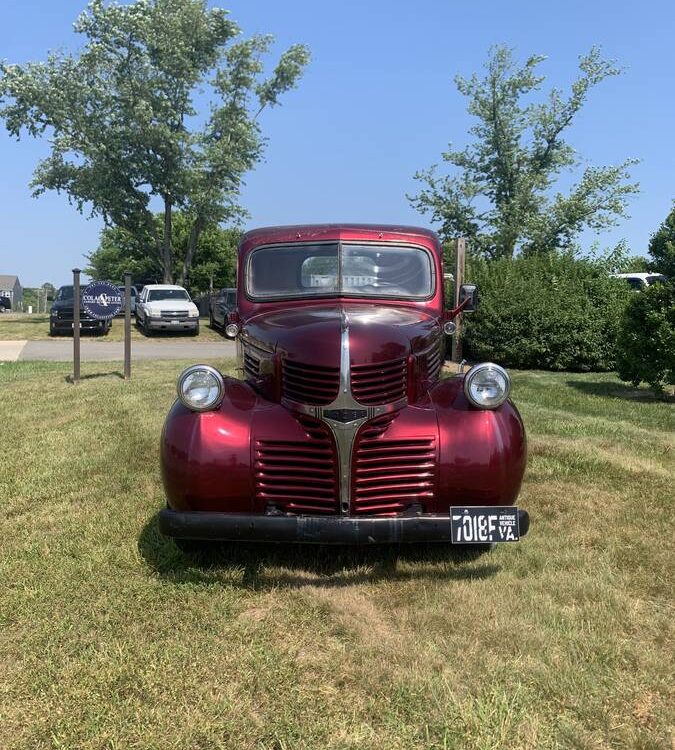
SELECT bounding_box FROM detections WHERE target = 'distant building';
[0,275,23,311]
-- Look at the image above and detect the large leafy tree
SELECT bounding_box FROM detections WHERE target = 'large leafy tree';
[85,212,240,294]
[0,0,309,282]
[409,46,638,259]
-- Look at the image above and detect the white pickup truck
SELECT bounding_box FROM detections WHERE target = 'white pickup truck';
[135,284,200,335]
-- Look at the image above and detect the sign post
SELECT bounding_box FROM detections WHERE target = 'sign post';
[451,237,466,363]
[124,272,132,380]
[72,268,81,384]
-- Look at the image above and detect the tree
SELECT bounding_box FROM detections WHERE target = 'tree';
[0,0,309,282]
[42,282,56,301]
[616,283,674,392]
[616,203,675,392]
[409,46,638,259]
[647,202,675,278]
[85,212,240,294]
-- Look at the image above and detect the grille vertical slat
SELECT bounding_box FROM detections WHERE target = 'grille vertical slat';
[352,414,435,515]
[351,358,407,405]
[254,417,338,514]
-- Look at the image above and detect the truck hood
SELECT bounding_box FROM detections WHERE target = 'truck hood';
[50,300,85,314]
[144,301,198,315]
[243,303,440,367]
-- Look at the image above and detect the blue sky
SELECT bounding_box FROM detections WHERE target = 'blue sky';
[1,0,673,287]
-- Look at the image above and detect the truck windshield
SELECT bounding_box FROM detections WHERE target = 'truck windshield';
[247,243,433,299]
[56,286,74,300]
[148,290,190,301]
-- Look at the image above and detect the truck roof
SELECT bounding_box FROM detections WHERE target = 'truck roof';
[141,284,188,291]
[613,272,666,280]
[241,223,439,249]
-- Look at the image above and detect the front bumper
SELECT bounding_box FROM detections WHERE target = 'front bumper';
[147,318,198,331]
[159,508,530,545]
[50,317,108,332]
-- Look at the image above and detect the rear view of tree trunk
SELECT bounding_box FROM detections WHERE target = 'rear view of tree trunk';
[163,196,173,283]
[178,215,204,287]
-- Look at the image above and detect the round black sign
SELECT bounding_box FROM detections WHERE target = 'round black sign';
[82,281,123,320]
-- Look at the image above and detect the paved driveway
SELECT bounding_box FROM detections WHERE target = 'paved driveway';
[0,339,237,362]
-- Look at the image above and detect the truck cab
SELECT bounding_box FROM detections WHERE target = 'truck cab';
[159,225,528,548]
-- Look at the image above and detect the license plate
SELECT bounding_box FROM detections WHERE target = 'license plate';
[170,319,180,325]
[450,506,520,544]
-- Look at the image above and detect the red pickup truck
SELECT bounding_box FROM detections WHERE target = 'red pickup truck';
[159,224,528,549]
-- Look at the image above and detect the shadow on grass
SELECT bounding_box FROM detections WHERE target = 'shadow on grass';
[138,512,501,589]
[567,379,674,403]
[65,371,125,383]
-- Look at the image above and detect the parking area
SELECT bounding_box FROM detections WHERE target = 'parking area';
[0,338,236,362]
[0,313,229,343]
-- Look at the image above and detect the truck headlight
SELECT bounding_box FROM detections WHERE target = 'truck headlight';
[188,310,199,318]
[177,365,225,412]
[463,363,510,409]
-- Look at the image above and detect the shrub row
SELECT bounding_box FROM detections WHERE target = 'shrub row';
[462,253,632,372]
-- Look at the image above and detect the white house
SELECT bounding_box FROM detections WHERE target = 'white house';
[0,275,23,311]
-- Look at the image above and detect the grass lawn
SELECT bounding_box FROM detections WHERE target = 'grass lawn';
[0,362,672,749]
[0,313,226,342]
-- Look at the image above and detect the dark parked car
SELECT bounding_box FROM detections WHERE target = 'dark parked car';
[159,224,529,551]
[0,296,11,312]
[115,285,137,316]
[209,287,237,333]
[49,285,111,336]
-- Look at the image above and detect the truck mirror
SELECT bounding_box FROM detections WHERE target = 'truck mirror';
[458,284,479,313]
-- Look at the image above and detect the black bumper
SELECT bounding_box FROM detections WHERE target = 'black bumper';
[51,318,108,332]
[159,509,530,545]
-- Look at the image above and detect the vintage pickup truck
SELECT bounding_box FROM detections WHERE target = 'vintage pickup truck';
[159,224,528,548]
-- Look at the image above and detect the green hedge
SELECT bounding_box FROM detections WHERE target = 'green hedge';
[616,281,675,391]
[463,253,632,371]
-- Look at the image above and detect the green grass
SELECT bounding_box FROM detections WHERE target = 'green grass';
[0,363,673,749]
[0,313,226,342]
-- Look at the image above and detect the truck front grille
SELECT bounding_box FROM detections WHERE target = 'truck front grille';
[350,357,407,405]
[160,310,189,322]
[56,309,92,320]
[282,360,340,405]
[254,416,338,514]
[352,415,435,515]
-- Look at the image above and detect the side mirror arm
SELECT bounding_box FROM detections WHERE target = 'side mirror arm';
[444,296,472,321]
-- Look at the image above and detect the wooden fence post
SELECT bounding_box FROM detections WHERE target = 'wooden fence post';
[451,237,466,363]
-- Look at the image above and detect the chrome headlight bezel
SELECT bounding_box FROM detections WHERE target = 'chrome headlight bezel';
[177,364,225,412]
[463,362,511,410]
[224,322,240,338]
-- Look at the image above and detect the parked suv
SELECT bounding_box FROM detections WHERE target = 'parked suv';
[159,223,529,550]
[611,272,668,290]
[135,284,200,335]
[49,285,112,336]
[209,287,237,332]
[0,296,11,312]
